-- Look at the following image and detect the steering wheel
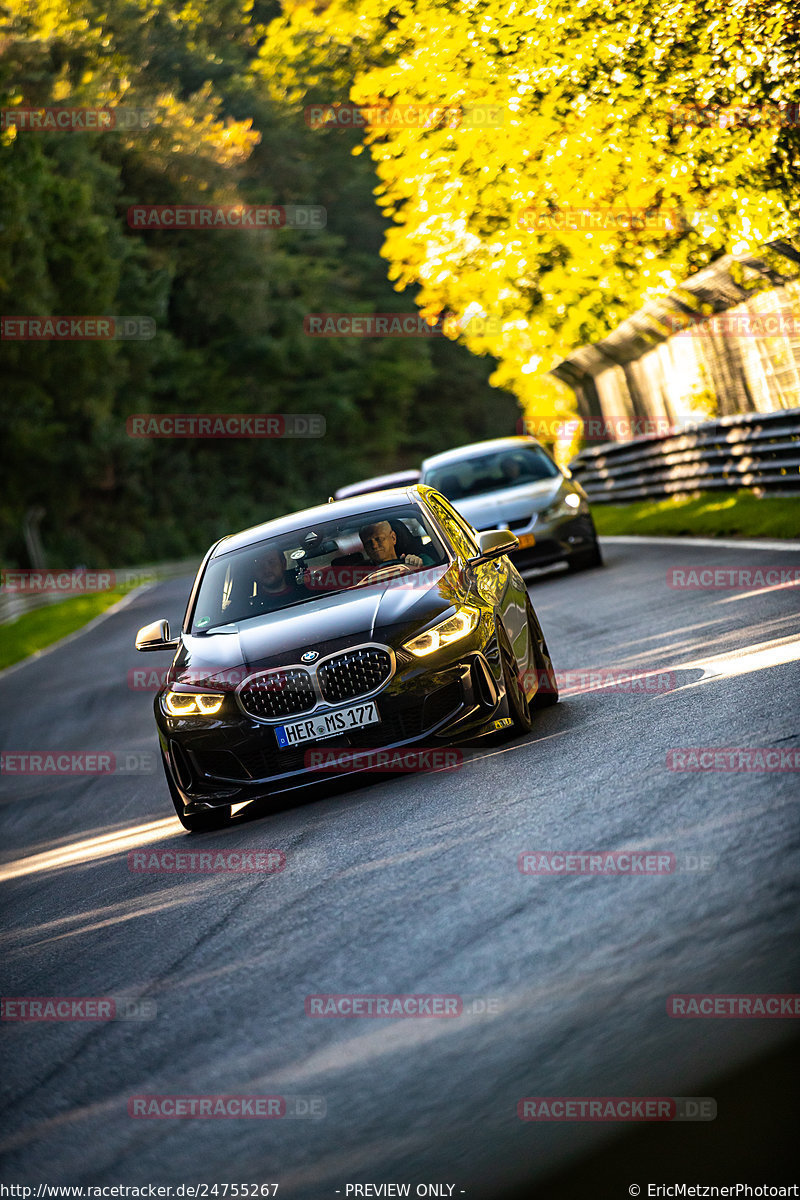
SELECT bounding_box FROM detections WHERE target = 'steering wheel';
[355,561,413,587]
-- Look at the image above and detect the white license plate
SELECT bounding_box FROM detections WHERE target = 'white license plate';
[275,702,380,748]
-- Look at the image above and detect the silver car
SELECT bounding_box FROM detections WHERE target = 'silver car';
[334,469,421,502]
[420,436,602,572]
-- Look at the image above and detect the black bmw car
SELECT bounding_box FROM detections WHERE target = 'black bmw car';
[135,485,558,831]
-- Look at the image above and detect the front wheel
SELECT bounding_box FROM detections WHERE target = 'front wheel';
[527,599,559,708]
[161,752,232,832]
[178,805,232,833]
[568,526,603,571]
[500,624,533,735]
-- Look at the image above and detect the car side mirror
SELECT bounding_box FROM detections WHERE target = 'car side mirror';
[468,529,520,566]
[135,619,179,652]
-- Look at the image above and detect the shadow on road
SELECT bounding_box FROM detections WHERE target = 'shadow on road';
[505,1036,800,1198]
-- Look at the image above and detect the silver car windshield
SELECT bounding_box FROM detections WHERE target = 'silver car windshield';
[426,446,559,501]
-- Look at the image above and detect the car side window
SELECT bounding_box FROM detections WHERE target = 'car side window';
[427,495,479,561]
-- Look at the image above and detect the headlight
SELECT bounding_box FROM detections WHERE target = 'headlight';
[403,607,480,657]
[164,690,225,716]
[541,493,582,520]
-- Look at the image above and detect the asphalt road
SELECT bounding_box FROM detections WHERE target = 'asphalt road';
[2,538,799,1197]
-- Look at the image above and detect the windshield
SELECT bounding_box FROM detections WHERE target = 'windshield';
[424,445,559,501]
[190,505,449,632]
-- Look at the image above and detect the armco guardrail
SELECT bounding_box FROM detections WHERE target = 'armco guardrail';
[0,558,198,626]
[569,408,800,503]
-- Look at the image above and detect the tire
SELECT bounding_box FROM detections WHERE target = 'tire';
[161,751,231,832]
[568,530,603,571]
[527,599,559,709]
[499,622,533,735]
[178,805,232,833]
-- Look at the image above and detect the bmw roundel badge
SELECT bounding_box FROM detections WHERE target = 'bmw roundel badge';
[301,650,319,663]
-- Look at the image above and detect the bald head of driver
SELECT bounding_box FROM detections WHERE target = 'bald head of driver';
[359,521,398,564]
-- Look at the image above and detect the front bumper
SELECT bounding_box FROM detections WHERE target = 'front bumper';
[504,512,598,569]
[156,636,504,813]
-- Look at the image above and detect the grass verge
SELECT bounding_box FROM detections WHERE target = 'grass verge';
[592,490,800,539]
[0,588,136,673]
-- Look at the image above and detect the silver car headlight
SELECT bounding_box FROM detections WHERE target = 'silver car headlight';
[541,493,583,520]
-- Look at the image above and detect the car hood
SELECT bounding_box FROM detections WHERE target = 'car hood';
[451,477,563,530]
[169,562,457,687]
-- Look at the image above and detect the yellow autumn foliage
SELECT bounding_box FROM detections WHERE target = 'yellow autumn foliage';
[260,0,799,432]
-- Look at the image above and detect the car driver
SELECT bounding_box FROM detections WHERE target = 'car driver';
[501,455,524,483]
[358,520,432,569]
